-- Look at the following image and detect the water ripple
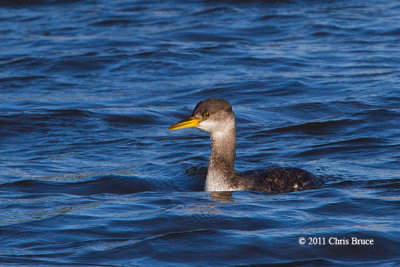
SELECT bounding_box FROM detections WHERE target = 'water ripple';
[0,0,399,265]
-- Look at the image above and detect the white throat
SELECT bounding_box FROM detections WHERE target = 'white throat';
[203,116,237,191]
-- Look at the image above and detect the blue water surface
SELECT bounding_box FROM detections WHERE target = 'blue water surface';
[0,0,399,265]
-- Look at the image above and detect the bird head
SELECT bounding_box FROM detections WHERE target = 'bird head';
[169,98,235,134]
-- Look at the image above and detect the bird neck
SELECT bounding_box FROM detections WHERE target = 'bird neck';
[206,122,237,191]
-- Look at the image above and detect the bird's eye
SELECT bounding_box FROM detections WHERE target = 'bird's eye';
[203,112,211,118]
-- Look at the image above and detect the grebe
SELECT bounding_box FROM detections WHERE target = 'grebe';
[169,98,323,193]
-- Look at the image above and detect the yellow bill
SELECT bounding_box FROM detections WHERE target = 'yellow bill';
[169,119,202,130]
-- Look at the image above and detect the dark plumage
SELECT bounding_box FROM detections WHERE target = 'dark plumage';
[169,98,323,193]
[239,167,323,193]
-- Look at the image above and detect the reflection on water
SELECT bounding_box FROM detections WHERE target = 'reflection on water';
[210,191,234,203]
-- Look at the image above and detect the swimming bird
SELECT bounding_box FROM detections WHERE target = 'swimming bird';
[169,98,323,193]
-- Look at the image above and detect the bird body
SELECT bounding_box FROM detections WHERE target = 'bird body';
[169,98,323,193]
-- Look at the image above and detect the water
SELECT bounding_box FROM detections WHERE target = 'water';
[1,0,399,265]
